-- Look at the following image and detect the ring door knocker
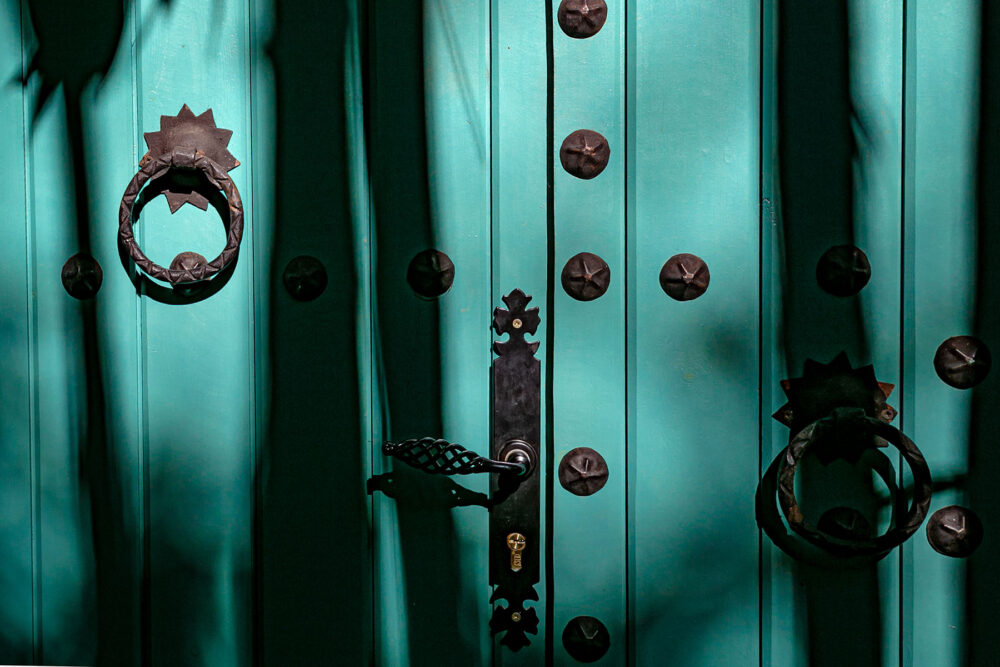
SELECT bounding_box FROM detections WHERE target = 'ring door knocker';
[756,352,933,567]
[118,105,243,293]
[380,289,542,651]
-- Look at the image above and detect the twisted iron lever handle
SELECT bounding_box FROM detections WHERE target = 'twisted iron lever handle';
[382,438,534,477]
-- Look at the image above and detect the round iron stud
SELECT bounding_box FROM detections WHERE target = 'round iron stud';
[561,252,610,301]
[557,0,608,39]
[61,252,103,300]
[283,255,328,302]
[562,616,610,663]
[407,249,455,299]
[933,335,991,389]
[816,245,871,297]
[927,505,984,558]
[659,253,710,301]
[559,129,610,180]
[818,507,873,541]
[558,447,609,496]
[170,251,208,273]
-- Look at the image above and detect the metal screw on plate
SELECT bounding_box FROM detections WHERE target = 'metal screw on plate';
[61,253,103,300]
[926,505,984,558]
[559,130,610,180]
[818,506,873,541]
[562,616,610,663]
[557,0,608,39]
[816,245,871,297]
[406,249,455,299]
[558,447,609,496]
[561,252,610,301]
[659,253,710,301]
[933,335,991,389]
[283,255,328,302]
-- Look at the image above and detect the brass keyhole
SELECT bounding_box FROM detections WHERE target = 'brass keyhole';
[506,532,526,572]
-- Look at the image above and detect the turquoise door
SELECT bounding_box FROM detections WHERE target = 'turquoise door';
[1,0,996,665]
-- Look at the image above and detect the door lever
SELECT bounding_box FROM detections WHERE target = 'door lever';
[377,289,541,651]
[382,438,535,478]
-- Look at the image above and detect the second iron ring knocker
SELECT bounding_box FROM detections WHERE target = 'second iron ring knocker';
[118,105,243,288]
[756,353,933,567]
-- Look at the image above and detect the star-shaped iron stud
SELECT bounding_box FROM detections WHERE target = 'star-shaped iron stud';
[559,129,611,179]
[557,0,608,38]
[926,505,984,558]
[561,252,610,301]
[140,105,240,213]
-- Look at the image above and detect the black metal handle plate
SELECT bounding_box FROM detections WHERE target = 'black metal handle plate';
[487,289,541,650]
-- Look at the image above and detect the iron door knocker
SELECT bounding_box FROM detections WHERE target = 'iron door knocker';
[118,105,243,286]
[757,353,933,567]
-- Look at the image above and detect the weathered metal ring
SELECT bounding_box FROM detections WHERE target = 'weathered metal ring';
[118,148,243,284]
[757,446,905,568]
[777,408,932,557]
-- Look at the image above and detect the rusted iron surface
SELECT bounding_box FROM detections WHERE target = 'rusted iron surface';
[659,253,710,301]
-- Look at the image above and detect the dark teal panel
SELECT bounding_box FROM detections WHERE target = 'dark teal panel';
[905,3,997,666]
[136,0,254,663]
[491,0,548,663]
[249,0,371,663]
[368,0,492,663]
[551,0,627,663]
[629,2,760,665]
[762,2,903,665]
[0,3,34,661]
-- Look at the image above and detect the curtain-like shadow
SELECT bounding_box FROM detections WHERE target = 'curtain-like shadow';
[967,4,1000,664]
[367,0,477,662]
[257,1,368,663]
[777,2,882,665]
[19,0,147,663]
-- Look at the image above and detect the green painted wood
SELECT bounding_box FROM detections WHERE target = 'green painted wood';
[135,0,255,662]
[629,2,760,665]
[762,2,904,665]
[249,0,371,663]
[0,3,33,661]
[551,0,626,663]
[964,5,1000,664]
[368,0,493,663]
[4,2,1000,664]
[80,29,146,666]
[905,3,980,665]
[490,0,549,663]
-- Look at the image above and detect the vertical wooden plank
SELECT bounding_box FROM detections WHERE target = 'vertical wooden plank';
[905,3,979,665]
[762,2,903,665]
[848,5,904,666]
[135,0,254,662]
[0,3,33,661]
[759,0,800,663]
[424,1,493,660]
[368,0,492,663]
[629,2,760,665]
[491,0,548,663]
[18,0,143,663]
[249,0,370,662]
[83,9,145,664]
[550,0,626,664]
